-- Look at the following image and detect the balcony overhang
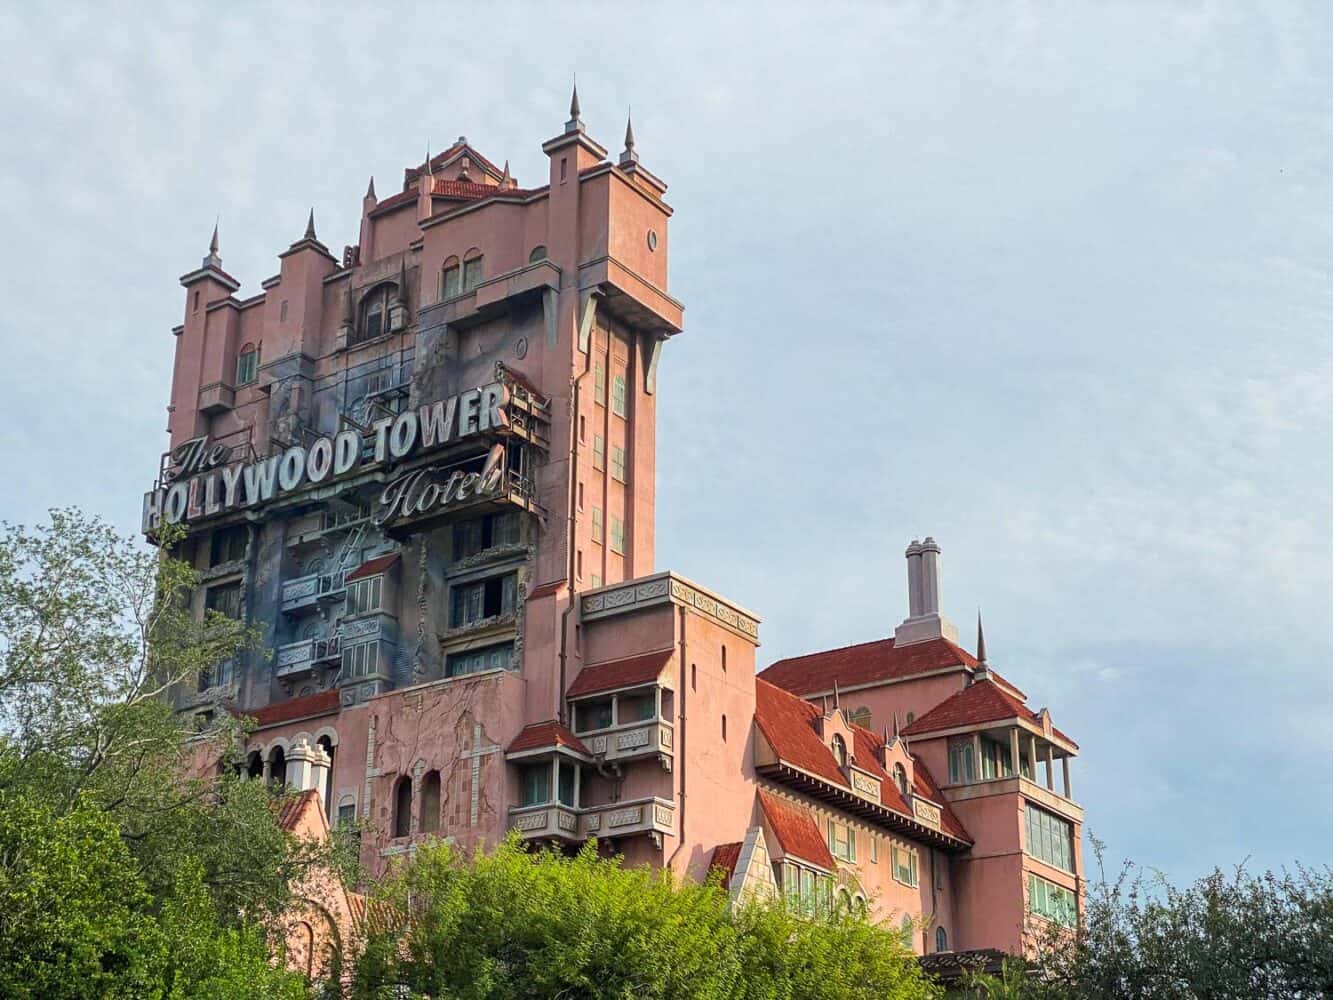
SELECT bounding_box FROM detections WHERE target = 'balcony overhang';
[578,256,683,337]
[757,761,970,853]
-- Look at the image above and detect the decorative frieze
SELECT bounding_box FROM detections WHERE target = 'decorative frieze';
[581,572,760,643]
[851,768,881,801]
[912,797,943,830]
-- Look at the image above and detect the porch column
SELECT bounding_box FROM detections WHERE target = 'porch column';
[1009,728,1021,779]
[573,761,582,808]
[1062,756,1072,799]
[971,733,982,782]
[610,696,619,727]
[1045,745,1055,790]
[551,757,559,805]
[1028,735,1038,780]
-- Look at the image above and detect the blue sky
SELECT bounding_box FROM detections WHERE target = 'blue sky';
[2,2,1330,883]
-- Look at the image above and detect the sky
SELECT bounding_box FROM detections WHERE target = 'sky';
[2,1,1331,884]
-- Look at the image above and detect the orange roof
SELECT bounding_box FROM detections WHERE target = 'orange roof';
[755,679,971,844]
[506,720,590,756]
[566,650,672,698]
[760,636,979,695]
[346,551,400,582]
[757,788,835,870]
[247,689,340,728]
[902,678,1078,748]
[708,842,742,887]
[276,789,322,832]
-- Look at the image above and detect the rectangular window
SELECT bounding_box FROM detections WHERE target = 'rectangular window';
[340,640,380,680]
[1028,873,1076,927]
[204,581,242,621]
[462,256,483,291]
[592,435,605,471]
[344,575,382,617]
[892,844,919,887]
[519,763,550,807]
[612,374,628,418]
[235,349,260,387]
[594,362,606,405]
[337,803,357,828]
[442,265,461,299]
[591,506,603,544]
[610,445,626,483]
[949,738,977,784]
[450,572,517,627]
[558,761,577,807]
[828,820,856,863]
[209,525,248,566]
[445,641,514,678]
[609,517,625,555]
[981,736,1014,780]
[590,573,602,589]
[574,699,613,733]
[1025,804,1075,872]
[452,512,520,559]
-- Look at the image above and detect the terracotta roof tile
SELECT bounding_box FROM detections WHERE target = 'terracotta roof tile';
[760,636,979,696]
[276,788,322,832]
[247,689,340,728]
[757,788,835,870]
[506,720,590,756]
[346,552,400,583]
[708,842,742,886]
[567,650,672,699]
[902,678,1077,749]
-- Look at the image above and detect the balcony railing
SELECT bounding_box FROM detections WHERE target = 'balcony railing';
[581,720,674,768]
[280,570,347,613]
[274,635,341,679]
[508,796,676,845]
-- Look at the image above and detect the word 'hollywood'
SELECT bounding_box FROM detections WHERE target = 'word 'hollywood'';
[143,382,511,531]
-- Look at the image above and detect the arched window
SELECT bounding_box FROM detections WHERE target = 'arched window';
[831,734,847,768]
[268,745,287,789]
[837,888,852,914]
[462,248,483,291]
[355,284,396,345]
[894,763,909,798]
[420,771,441,833]
[528,245,547,263]
[245,750,263,780]
[935,926,948,953]
[441,256,461,299]
[317,735,335,816]
[392,775,412,838]
[236,343,260,386]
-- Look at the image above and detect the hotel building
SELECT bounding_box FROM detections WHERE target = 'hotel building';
[147,91,1083,971]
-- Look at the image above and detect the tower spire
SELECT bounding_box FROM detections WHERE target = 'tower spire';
[619,108,639,167]
[500,159,511,188]
[832,679,841,711]
[203,217,222,269]
[565,77,584,134]
[976,610,987,666]
[304,208,317,241]
[366,175,376,199]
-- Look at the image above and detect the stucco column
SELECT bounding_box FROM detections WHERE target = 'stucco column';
[262,758,272,782]
[971,733,982,781]
[610,695,619,727]
[573,761,582,808]
[551,757,559,805]
[1062,756,1072,799]
[1045,745,1055,790]
[1028,735,1038,780]
[1009,728,1021,779]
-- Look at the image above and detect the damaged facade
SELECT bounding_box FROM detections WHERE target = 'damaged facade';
[149,91,1084,972]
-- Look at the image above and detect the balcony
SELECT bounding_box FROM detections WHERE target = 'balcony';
[507,796,676,847]
[274,635,341,679]
[280,571,346,614]
[581,720,674,770]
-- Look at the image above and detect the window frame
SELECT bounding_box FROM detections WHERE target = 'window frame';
[236,345,260,386]
[611,373,628,417]
[610,445,626,483]
[891,843,920,887]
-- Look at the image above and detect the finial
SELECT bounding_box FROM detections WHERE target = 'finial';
[976,609,988,666]
[883,722,892,746]
[832,679,841,710]
[624,109,635,151]
[304,209,317,241]
[500,159,511,187]
[570,77,581,120]
[209,218,220,256]
[366,175,376,200]
[893,711,901,741]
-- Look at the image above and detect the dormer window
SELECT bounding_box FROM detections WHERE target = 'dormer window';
[236,343,259,386]
[893,763,909,798]
[831,733,847,768]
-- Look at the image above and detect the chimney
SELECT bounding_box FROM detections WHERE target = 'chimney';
[284,738,331,803]
[894,536,959,646]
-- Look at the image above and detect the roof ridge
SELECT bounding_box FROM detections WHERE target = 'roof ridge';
[764,635,896,670]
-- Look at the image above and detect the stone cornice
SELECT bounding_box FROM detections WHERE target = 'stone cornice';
[580,572,760,644]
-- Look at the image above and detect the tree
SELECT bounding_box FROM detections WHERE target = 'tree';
[352,835,940,1000]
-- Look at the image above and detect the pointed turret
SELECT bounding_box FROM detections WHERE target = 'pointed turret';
[974,611,991,681]
[365,176,376,200]
[564,79,585,135]
[619,109,639,167]
[500,159,512,188]
[304,208,317,241]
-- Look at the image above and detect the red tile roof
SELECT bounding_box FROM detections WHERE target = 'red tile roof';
[708,842,742,887]
[754,679,971,844]
[757,788,835,870]
[506,720,590,756]
[276,788,322,832]
[760,636,979,695]
[247,689,340,728]
[902,678,1077,749]
[348,892,400,935]
[346,552,400,583]
[566,650,672,699]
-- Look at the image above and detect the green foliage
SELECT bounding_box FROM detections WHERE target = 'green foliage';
[352,834,939,1000]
